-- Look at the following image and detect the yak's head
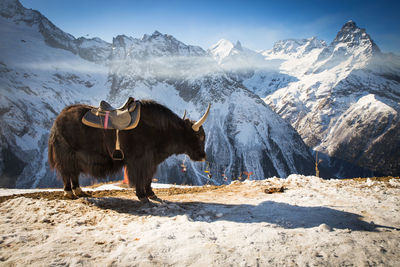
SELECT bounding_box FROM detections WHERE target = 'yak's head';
[183,104,210,162]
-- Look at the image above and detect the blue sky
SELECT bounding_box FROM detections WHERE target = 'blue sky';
[20,0,400,53]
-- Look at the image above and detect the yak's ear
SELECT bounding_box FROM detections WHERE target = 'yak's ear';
[199,135,205,142]
[183,119,192,129]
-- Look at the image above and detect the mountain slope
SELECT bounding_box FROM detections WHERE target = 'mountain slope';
[0,0,110,188]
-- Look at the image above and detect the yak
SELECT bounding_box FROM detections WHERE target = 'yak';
[48,99,210,201]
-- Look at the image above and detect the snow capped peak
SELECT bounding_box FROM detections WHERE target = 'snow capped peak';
[208,39,278,73]
[210,39,235,51]
[265,37,326,59]
[0,0,39,23]
[208,39,235,62]
[212,39,234,48]
[332,20,380,53]
[305,36,327,49]
[142,30,170,42]
[152,30,162,37]
[111,31,206,58]
[343,20,357,29]
[0,0,22,14]
[234,40,243,51]
[208,39,250,63]
[314,21,382,73]
[112,34,134,47]
[271,39,309,54]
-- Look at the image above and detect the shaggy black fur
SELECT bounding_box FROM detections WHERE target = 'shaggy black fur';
[48,99,207,200]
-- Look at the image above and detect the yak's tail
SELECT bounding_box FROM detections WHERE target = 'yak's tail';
[48,127,56,170]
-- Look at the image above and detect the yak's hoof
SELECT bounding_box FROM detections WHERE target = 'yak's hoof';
[139,197,149,203]
[149,195,163,203]
[64,191,77,199]
[73,187,90,197]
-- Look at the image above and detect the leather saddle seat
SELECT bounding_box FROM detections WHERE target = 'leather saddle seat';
[82,97,141,130]
[81,97,141,161]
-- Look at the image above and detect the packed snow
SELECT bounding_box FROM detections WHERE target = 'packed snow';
[1,175,399,266]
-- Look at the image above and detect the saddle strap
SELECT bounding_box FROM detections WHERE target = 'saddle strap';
[104,111,110,129]
[116,129,120,150]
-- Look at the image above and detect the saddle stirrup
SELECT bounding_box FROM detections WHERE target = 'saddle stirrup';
[112,129,124,160]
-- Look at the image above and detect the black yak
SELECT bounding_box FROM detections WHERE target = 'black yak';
[48,99,210,201]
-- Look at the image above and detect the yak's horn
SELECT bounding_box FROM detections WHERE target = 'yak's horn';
[182,110,187,120]
[192,104,211,132]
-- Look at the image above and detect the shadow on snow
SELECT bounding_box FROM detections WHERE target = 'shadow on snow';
[86,197,398,232]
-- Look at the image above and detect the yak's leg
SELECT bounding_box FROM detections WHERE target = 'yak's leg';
[126,163,148,202]
[145,181,156,199]
[143,164,160,201]
[60,173,75,199]
[145,173,161,201]
[147,185,162,202]
[136,184,148,203]
[71,174,89,197]
[145,165,157,198]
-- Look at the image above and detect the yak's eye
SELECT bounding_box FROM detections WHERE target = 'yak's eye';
[199,135,205,142]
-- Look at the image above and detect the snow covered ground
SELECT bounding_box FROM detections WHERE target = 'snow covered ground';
[1,175,399,266]
[0,183,194,197]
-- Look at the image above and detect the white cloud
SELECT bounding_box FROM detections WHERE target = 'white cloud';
[17,60,109,75]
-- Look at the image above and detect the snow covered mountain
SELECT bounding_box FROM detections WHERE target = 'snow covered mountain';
[208,21,400,177]
[106,32,315,185]
[209,39,296,99]
[263,37,327,59]
[261,21,400,176]
[0,0,315,188]
[3,0,397,189]
[0,0,111,188]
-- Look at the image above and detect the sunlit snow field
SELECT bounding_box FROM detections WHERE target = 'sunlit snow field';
[1,175,399,266]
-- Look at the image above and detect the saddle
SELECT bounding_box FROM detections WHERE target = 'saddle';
[82,97,141,160]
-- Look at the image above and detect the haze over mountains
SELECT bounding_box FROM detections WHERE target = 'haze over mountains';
[1,0,399,188]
